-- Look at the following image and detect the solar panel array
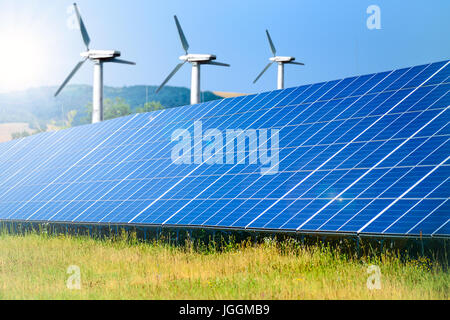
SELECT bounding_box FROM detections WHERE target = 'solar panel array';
[0,60,448,238]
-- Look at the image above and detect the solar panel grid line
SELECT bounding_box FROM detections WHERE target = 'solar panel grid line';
[74,94,269,223]
[78,101,221,154]
[320,107,449,232]
[45,112,164,222]
[407,199,449,234]
[0,138,26,163]
[342,154,448,233]
[0,130,79,200]
[183,79,370,198]
[128,87,294,223]
[432,218,449,236]
[48,114,167,172]
[291,61,449,231]
[266,68,448,230]
[0,135,87,202]
[71,98,237,223]
[240,90,399,129]
[320,173,448,233]
[381,176,449,234]
[144,71,446,231]
[241,70,408,228]
[188,136,386,227]
[324,179,449,235]
[311,131,448,232]
[224,74,418,228]
[269,130,448,162]
[279,134,447,232]
[6,145,442,220]
[28,159,446,195]
[151,65,446,229]
[5,121,124,199]
[155,77,360,226]
[163,78,351,226]
[268,107,445,137]
[0,137,50,187]
[194,74,385,227]
[164,98,249,131]
[127,98,221,137]
[11,114,139,221]
[0,131,49,156]
[13,120,132,188]
[400,200,449,235]
[0,133,56,178]
[310,82,450,231]
[90,95,262,223]
[347,137,449,233]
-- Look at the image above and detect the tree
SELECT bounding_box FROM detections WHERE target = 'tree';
[104,98,132,120]
[11,131,31,140]
[83,97,132,123]
[66,110,78,127]
[136,101,165,113]
[58,110,78,129]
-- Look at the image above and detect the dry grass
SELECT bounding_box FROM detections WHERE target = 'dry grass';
[0,232,448,300]
[213,92,248,99]
[0,123,33,142]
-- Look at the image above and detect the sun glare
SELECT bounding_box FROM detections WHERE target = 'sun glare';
[0,30,47,92]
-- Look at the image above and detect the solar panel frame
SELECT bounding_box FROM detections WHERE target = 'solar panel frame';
[0,60,448,239]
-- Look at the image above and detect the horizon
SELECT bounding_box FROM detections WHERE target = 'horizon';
[2,57,450,96]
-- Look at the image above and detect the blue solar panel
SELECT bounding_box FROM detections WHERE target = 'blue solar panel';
[0,60,449,238]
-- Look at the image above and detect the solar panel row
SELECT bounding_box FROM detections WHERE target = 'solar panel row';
[0,60,448,238]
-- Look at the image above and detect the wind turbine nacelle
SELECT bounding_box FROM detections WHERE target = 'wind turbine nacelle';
[180,54,217,63]
[270,56,296,63]
[81,50,121,60]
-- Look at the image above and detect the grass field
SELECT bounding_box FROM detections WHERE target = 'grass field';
[0,232,448,300]
[0,122,33,142]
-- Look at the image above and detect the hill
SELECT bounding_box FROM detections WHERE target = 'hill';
[0,85,221,129]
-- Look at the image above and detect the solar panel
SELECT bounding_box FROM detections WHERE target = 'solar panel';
[0,60,449,238]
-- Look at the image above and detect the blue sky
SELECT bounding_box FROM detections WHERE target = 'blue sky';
[0,0,449,93]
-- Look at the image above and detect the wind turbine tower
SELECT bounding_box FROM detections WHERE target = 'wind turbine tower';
[254,30,304,90]
[156,15,230,105]
[55,3,136,123]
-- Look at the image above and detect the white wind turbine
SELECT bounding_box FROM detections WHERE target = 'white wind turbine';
[254,30,304,90]
[156,15,230,105]
[55,3,136,123]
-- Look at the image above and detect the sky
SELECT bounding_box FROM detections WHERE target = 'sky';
[0,0,449,94]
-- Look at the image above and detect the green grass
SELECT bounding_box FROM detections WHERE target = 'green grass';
[0,232,448,300]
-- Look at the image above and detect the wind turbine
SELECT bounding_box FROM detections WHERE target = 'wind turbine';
[253,30,304,90]
[55,3,136,124]
[156,15,230,105]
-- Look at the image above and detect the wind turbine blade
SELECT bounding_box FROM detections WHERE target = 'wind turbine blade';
[156,62,186,94]
[266,30,276,56]
[206,61,230,67]
[174,15,189,54]
[73,3,91,50]
[54,58,88,97]
[107,58,136,65]
[253,62,274,84]
[288,61,305,66]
